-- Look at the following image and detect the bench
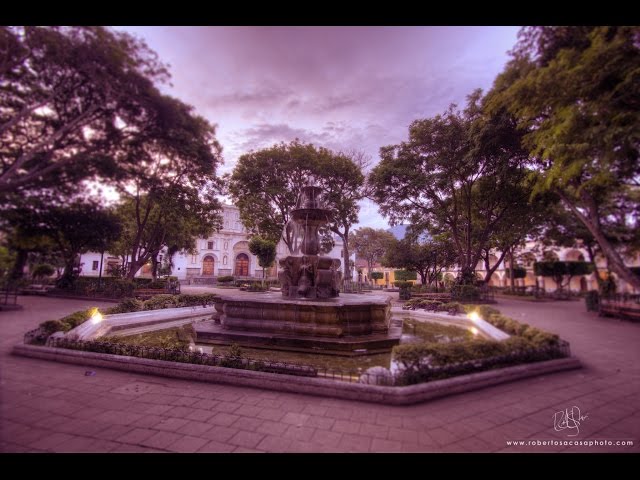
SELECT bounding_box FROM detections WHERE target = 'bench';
[19,284,54,295]
[600,300,640,322]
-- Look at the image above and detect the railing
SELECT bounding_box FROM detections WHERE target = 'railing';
[30,335,571,387]
[599,294,640,321]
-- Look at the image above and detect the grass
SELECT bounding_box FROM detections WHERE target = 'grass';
[402,318,473,343]
[102,324,194,350]
[98,319,472,372]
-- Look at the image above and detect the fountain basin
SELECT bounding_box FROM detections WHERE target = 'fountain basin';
[194,292,402,356]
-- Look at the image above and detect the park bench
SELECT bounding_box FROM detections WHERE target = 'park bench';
[19,284,54,295]
[599,297,640,322]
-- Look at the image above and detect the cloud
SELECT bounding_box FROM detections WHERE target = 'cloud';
[116,26,521,228]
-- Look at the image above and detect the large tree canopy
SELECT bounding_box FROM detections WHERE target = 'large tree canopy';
[0,26,171,199]
[227,140,365,273]
[351,227,396,278]
[487,26,640,290]
[369,91,538,284]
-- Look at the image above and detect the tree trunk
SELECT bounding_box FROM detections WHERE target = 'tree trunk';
[586,244,603,291]
[342,235,351,281]
[151,255,159,280]
[559,190,640,291]
[484,248,509,284]
[509,248,515,291]
[9,249,28,281]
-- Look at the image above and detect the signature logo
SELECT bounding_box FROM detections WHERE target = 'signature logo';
[553,406,588,436]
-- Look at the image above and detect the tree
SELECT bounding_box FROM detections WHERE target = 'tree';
[316,150,369,280]
[227,141,367,277]
[382,234,456,287]
[248,236,277,286]
[227,140,318,250]
[0,26,170,198]
[534,261,594,292]
[351,227,395,283]
[487,26,640,290]
[25,201,122,287]
[370,91,536,285]
[113,187,221,279]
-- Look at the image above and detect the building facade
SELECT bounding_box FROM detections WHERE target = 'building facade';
[79,204,353,282]
[357,241,640,294]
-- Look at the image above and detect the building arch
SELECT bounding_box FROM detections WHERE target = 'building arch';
[202,255,217,276]
[234,253,250,277]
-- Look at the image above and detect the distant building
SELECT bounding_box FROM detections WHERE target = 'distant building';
[360,240,640,294]
[79,204,354,282]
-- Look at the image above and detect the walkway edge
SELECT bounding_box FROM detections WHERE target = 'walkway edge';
[12,344,582,405]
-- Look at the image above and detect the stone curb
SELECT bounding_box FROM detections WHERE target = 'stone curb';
[12,344,581,405]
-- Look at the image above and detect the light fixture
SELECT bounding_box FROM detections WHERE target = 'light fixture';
[90,308,103,325]
[467,311,480,322]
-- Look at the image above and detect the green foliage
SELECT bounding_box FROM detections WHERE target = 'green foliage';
[227,140,366,263]
[370,91,544,281]
[534,261,593,290]
[394,270,417,281]
[103,325,194,350]
[450,284,481,302]
[142,293,217,311]
[488,26,640,290]
[31,263,55,280]
[0,26,171,196]
[505,267,527,279]
[39,308,93,335]
[351,227,396,276]
[402,319,472,343]
[216,275,234,283]
[105,298,144,314]
[248,236,277,281]
[370,272,384,281]
[394,281,413,300]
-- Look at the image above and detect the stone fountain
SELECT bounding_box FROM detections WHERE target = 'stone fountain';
[279,183,342,299]
[195,181,401,355]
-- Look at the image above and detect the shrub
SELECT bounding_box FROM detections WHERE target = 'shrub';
[143,294,178,310]
[451,284,481,302]
[394,281,412,300]
[217,275,234,283]
[394,270,417,282]
[31,263,56,280]
[371,272,384,281]
[105,297,144,314]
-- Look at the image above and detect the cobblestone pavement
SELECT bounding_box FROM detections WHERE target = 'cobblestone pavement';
[1,295,638,453]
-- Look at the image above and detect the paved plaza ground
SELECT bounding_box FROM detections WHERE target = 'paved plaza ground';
[1,291,639,453]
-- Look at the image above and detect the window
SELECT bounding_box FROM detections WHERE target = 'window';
[207,241,214,250]
[92,261,99,271]
[191,255,198,264]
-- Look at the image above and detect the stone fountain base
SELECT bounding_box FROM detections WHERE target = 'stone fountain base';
[194,292,402,356]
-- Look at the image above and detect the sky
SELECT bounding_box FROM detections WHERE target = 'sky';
[117,26,521,230]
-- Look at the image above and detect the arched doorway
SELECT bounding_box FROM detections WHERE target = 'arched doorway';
[202,255,215,276]
[235,253,249,277]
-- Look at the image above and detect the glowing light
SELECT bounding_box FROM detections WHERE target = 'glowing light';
[468,311,480,322]
[90,308,103,325]
[469,326,479,336]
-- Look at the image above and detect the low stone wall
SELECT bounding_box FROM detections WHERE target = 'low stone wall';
[13,344,581,406]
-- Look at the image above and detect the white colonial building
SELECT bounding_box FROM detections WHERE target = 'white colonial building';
[79,204,354,282]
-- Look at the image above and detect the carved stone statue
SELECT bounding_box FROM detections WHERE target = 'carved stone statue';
[278,182,342,299]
